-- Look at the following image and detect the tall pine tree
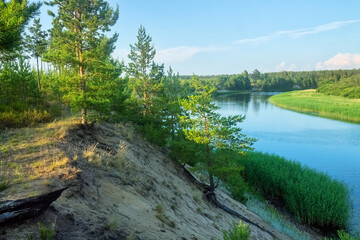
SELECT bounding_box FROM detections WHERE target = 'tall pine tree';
[127,25,161,117]
[25,18,48,91]
[46,0,119,125]
[180,76,257,200]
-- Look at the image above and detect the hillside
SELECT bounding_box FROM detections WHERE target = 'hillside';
[0,119,313,239]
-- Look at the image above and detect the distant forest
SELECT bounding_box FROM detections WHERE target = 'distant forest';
[181,69,360,98]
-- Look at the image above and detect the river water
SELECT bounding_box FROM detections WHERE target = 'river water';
[214,91,360,232]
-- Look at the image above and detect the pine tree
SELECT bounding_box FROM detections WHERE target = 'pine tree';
[127,25,158,117]
[46,0,119,125]
[25,18,48,91]
[161,67,185,139]
[179,76,257,200]
[0,0,41,61]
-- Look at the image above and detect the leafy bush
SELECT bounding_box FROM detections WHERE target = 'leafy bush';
[143,122,168,147]
[243,151,351,230]
[221,221,251,240]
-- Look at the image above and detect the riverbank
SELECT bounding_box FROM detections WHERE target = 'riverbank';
[0,118,302,239]
[269,90,360,124]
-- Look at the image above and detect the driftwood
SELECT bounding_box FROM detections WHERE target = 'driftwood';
[0,188,67,225]
[181,165,276,238]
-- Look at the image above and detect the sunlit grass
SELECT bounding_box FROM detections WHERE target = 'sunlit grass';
[0,118,80,197]
[269,90,360,123]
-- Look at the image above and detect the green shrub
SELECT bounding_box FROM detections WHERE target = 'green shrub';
[221,221,251,240]
[107,218,118,231]
[143,122,167,147]
[38,222,54,240]
[243,151,351,230]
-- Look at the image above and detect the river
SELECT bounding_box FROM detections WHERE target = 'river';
[214,91,360,233]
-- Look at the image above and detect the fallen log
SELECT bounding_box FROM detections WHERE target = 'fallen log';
[0,188,67,225]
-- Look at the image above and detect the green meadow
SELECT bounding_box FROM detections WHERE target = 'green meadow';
[269,90,360,124]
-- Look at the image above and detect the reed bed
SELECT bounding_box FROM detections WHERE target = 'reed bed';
[242,151,351,230]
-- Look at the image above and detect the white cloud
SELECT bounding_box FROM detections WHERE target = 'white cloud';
[155,46,224,63]
[234,19,360,44]
[275,62,297,72]
[235,35,274,44]
[316,53,360,70]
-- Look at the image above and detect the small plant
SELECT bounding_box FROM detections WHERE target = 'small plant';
[83,143,102,165]
[1,145,9,154]
[155,203,176,228]
[193,193,202,203]
[125,229,135,240]
[107,218,118,231]
[221,221,251,240]
[26,234,35,240]
[38,222,55,240]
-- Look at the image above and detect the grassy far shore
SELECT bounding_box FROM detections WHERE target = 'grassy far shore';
[269,90,360,124]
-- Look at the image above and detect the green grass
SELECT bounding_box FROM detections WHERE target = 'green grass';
[269,90,360,123]
[220,221,250,240]
[242,151,351,230]
[0,177,10,192]
[244,195,314,240]
[324,230,360,240]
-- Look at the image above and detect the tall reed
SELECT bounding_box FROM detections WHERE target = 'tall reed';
[242,151,351,230]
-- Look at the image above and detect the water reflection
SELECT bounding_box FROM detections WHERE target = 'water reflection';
[214,91,360,233]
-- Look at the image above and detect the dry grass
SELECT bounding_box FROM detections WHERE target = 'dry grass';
[0,118,80,198]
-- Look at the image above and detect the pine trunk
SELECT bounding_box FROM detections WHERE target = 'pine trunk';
[36,56,41,91]
[80,49,86,126]
[75,11,87,126]
[143,80,147,116]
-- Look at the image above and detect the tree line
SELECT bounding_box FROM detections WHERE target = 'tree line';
[183,68,360,93]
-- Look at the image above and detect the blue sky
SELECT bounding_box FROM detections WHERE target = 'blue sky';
[35,0,360,75]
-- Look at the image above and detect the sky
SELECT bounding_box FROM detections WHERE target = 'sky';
[34,0,360,75]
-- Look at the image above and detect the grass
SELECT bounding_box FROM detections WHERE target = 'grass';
[242,151,351,230]
[38,222,55,240]
[0,176,10,192]
[325,230,360,240]
[244,195,314,240]
[0,118,80,197]
[107,218,118,231]
[220,221,250,240]
[269,90,360,123]
[155,203,176,228]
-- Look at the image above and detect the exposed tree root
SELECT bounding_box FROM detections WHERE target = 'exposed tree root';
[182,165,276,238]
